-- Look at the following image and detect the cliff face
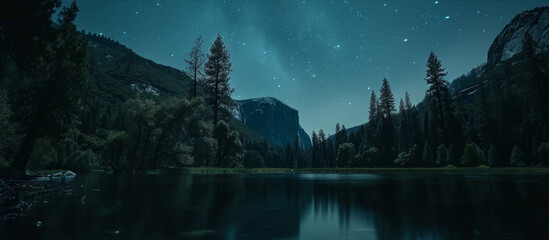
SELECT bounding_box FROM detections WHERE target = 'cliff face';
[452,7,549,101]
[488,7,549,65]
[237,97,311,148]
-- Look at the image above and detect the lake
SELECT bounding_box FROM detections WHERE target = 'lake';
[1,172,549,240]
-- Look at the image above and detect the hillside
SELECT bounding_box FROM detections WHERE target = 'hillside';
[83,33,270,144]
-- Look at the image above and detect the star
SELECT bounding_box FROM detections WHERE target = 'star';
[445,16,451,19]
[434,1,439,4]
[404,38,409,42]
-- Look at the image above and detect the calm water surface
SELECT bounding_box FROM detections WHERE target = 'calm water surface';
[1,172,548,240]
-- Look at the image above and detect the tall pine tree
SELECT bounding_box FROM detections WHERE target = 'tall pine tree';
[369,90,378,122]
[378,78,396,166]
[425,52,450,143]
[204,34,234,125]
[379,78,396,119]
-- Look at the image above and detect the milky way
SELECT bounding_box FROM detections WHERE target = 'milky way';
[72,0,547,135]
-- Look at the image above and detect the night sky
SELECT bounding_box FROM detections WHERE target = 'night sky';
[71,0,547,136]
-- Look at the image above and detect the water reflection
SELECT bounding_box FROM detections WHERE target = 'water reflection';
[1,173,548,239]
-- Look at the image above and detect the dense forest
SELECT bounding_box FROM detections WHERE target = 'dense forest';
[0,1,548,175]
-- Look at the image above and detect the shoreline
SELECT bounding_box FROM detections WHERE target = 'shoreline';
[175,167,549,175]
[12,167,548,177]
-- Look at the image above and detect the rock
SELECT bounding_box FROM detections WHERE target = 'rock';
[237,97,311,148]
[52,170,76,178]
[488,7,549,65]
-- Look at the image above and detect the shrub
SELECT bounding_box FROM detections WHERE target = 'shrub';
[394,151,412,167]
[436,144,448,167]
[537,143,549,166]
[461,143,484,167]
[28,138,58,170]
[243,151,264,168]
[510,144,526,167]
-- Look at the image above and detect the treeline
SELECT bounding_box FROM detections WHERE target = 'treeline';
[0,1,249,173]
[310,51,549,168]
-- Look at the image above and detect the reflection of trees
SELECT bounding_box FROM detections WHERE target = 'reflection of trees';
[5,173,548,239]
[301,174,549,240]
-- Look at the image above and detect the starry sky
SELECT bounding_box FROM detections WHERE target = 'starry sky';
[71,0,548,136]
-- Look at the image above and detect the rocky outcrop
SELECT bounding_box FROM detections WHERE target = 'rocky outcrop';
[488,7,549,65]
[237,97,311,148]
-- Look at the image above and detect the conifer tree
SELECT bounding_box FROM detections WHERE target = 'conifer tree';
[425,52,450,142]
[423,142,433,167]
[318,129,326,167]
[379,78,395,119]
[378,78,396,165]
[369,90,378,122]
[405,91,413,110]
[311,131,319,167]
[204,34,234,125]
[185,36,206,98]
[399,99,405,113]
[340,125,348,143]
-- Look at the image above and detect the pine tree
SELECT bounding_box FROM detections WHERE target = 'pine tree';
[423,142,433,167]
[340,125,348,143]
[379,78,395,119]
[425,52,450,143]
[378,78,396,165]
[369,90,378,122]
[185,36,206,98]
[318,129,326,167]
[399,99,405,113]
[204,34,234,125]
[405,92,412,110]
[335,122,341,148]
[311,131,319,167]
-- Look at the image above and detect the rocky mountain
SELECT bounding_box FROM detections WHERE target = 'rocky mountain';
[453,6,549,100]
[236,97,311,148]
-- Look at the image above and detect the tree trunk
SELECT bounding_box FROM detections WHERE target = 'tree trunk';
[213,75,219,125]
[12,123,40,172]
[193,68,197,98]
